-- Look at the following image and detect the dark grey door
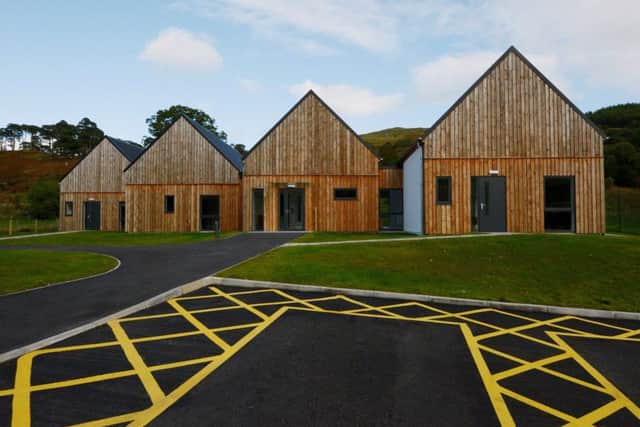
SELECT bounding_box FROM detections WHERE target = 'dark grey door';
[200,195,220,231]
[279,188,305,231]
[474,177,506,232]
[252,189,264,231]
[118,202,125,232]
[379,189,404,230]
[84,201,101,230]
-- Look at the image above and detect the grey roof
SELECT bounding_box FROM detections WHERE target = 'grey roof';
[105,136,144,162]
[182,115,243,171]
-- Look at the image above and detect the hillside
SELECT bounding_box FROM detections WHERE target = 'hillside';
[0,151,78,215]
[360,127,426,166]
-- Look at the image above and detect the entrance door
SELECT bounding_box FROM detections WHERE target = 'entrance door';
[279,188,305,231]
[84,201,101,230]
[379,189,404,230]
[472,177,506,232]
[200,195,220,231]
[119,202,125,232]
[252,189,264,231]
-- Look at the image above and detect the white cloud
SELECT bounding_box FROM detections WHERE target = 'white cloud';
[175,0,397,52]
[289,81,403,116]
[412,50,568,104]
[139,27,223,72]
[239,79,261,93]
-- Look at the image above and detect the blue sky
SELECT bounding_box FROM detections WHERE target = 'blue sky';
[1,1,638,148]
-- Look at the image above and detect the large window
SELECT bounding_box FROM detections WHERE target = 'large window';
[379,189,403,230]
[64,201,73,216]
[334,188,357,200]
[436,177,451,205]
[164,195,175,214]
[544,177,574,232]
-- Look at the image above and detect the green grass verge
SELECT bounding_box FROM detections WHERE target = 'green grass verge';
[0,231,240,247]
[295,232,414,243]
[0,249,118,295]
[0,217,58,237]
[606,187,640,235]
[220,234,640,312]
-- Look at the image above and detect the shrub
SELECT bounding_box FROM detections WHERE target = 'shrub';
[25,179,59,219]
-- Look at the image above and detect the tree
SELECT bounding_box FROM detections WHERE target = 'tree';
[232,144,247,156]
[75,117,104,155]
[143,105,227,146]
[25,178,59,219]
[604,142,640,187]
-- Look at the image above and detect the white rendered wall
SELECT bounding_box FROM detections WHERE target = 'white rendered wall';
[403,145,423,234]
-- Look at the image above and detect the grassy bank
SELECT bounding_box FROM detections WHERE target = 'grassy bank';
[0,217,58,237]
[0,231,239,247]
[295,232,413,243]
[0,249,118,295]
[220,234,640,312]
[606,187,640,234]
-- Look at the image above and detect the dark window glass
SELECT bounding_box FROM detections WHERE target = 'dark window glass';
[165,195,175,214]
[436,177,451,205]
[334,188,357,200]
[253,189,264,231]
[64,201,73,216]
[544,177,574,232]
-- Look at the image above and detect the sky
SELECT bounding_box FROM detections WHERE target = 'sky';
[1,1,639,148]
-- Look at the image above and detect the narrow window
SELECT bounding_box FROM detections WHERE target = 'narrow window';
[164,195,175,214]
[436,177,451,205]
[334,188,357,200]
[64,201,73,216]
[544,177,574,232]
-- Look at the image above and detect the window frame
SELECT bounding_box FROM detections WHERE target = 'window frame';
[334,188,358,201]
[435,176,452,205]
[164,195,175,214]
[64,201,74,217]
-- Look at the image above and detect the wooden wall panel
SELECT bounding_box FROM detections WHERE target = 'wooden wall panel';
[423,51,603,159]
[379,168,403,188]
[60,139,128,192]
[59,192,124,231]
[244,93,379,176]
[126,184,242,232]
[423,158,605,234]
[125,118,240,185]
[242,176,378,232]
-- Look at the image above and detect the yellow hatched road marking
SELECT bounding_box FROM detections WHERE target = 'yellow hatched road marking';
[11,353,34,427]
[563,399,626,426]
[109,320,165,404]
[167,299,230,351]
[68,410,144,427]
[209,286,270,321]
[499,386,576,423]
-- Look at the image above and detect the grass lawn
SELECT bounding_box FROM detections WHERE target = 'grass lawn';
[295,232,414,243]
[0,231,239,247]
[220,234,640,312]
[0,249,118,295]
[0,217,58,237]
[606,187,640,235]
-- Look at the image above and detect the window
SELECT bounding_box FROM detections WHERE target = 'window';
[436,177,451,205]
[164,195,175,214]
[252,189,264,231]
[334,188,357,200]
[544,177,574,232]
[64,201,73,216]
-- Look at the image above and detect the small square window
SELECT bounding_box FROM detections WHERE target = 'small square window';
[436,177,451,205]
[64,201,73,216]
[165,195,175,214]
[334,188,357,200]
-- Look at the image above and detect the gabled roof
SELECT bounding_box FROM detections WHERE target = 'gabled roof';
[244,90,381,161]
[124,114,243,172]
[105,136,144,162]
[59,135,142,183]
[400,141,424,165]
[420,46,607,143]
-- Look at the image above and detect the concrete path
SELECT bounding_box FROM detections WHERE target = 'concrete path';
[0,231,79,240]
[283,232,514,247]
[0,233,300,355]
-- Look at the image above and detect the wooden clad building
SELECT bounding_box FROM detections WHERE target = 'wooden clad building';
[59,136,143,231]
[242,90,381,232]
[405,46,606,235]
[124,115,243,232]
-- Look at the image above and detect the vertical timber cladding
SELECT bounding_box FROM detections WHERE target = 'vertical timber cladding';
[379,168,403,189]
[422,47,605,234]
[242,91,380,232]
[59,138,132,231]
[124,117,242,232]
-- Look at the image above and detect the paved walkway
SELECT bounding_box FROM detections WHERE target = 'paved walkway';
[0,231,79,240]
[283,232,514,247]
[0,233,300,355]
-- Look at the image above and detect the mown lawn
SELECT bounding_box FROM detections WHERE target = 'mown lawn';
[0,249,118,295]
[0,231,239,247]
[295,232,414,243]
[606,187,640,235]
[220,234,640,312]
[0,217,58,237]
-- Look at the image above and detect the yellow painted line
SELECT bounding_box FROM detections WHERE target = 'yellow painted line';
[173,293,223,301]
[68,410,144,427]
[167,299,230,351]
[0,387,13,397]
[553,316,632,334]
[128,306,290,426]
[30,340,119,355]
[475,316,574,341]
[499,386,576,423]
[460,324,515,427]
[493,353,570,381]
[209,287,270,321]
[120,311,183,322]
[563,399,626,426]
[12,353,34,427]
[109,320,165,404]
[210,322,262,333]
[615,329,640,339]
[269,288,321,309]
[149,356,218,372]
[220,288,284,296]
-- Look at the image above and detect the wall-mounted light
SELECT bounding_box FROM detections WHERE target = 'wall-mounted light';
[489,170,499,176]
[287,183,296,188]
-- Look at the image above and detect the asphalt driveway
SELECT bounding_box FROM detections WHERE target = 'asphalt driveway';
[0,233,301,355]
